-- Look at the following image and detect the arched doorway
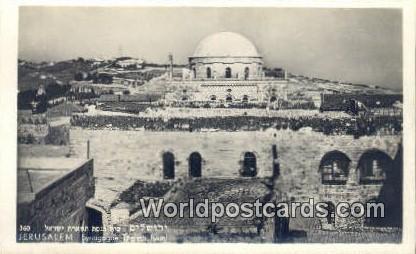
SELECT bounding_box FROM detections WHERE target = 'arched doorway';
[206,67,211,79]
[189,152,202,177]
[86,207,103,239]
[241,152,257,177]
[244,67,250,80]
[162,152,175,179]
[225,67,232,78]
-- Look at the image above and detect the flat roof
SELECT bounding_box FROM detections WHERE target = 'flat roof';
[18,157,91,203]
[18,157,86,170]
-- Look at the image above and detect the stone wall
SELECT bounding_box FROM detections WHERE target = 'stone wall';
[69,128,401,240]
[270,131,401,231]
[17,159,94,242]
[70,129,400,207]
[17,119,70,146]
[18,124,49,144]
[70,129,401,185]
[166,80,289,102]
[273,131,399,201]
[189,56,263,80]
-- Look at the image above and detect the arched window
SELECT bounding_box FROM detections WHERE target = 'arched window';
[242,95,249,103]
[241,152,257,177]
[358,150,392,184]
[189,152,202,177]
[162,152,175,179]
[225,67,232,78]
[206,67,211,79]
[270,96,277,102]
[244,67,250,80]
[319,151,350,185]
[226,95,233,103]
[210,95,217,101]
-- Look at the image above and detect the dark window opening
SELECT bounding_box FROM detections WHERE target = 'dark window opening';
[320,151,350,185]
[206,67,211,79]
[242,95,249,103]
[244,67,249,80]
[358,150,392,184]
[225,67,232,78]
[163,152,175,179]
[226,95,233,102]
[210,95,217,101]
[86,208,103,240]
[270,96,277,102]
[241,152,257,177]
[189,152,202,177]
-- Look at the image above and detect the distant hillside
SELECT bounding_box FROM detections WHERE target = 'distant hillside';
[18,58,399,96]
[18,59,97,92]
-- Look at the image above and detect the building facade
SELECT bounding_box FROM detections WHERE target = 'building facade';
[17,158,95,242]
[189,32,264,80]
[166,32,289,104]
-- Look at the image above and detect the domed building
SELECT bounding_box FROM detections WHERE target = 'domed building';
[189,32,264,80]
[167,31,289,104]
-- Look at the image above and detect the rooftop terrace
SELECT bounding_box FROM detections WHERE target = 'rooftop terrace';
[17,157,91,203]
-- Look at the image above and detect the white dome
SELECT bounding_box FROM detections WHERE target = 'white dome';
[192,32,261,58]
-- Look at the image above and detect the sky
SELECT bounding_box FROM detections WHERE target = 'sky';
[19,7,402,90]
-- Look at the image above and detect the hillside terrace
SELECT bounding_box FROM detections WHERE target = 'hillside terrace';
[71,111,402,137]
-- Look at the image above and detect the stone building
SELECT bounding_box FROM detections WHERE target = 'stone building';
[165,31,397,108]
[17,158,95,242]
[17,112,70,145]
[189,32,264,80]
[166,32,289,104]
[93,128,402,241]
